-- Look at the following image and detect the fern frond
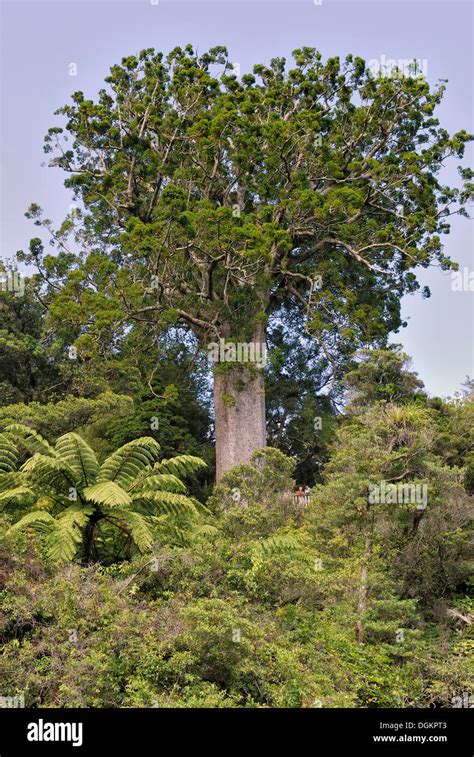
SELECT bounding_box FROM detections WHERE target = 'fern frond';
[153,454,207,478]
[55,433,99,486]
[98,437,161,488]
[135,490,198,517]
[191,523,219,538]
[5,424,55,457]
[7,510,56,535]
[7,505,90,562]
[84,480,132,508]
[103,509,154,552]
[132,473,187,494]
[0,486,36,507]
[0,433,18,473]
[48,505,91,562]
[255,532,303,557]
[0,471,27,494]
[153,519,193,547]
[154,518,216,548]
[21,454,78,491]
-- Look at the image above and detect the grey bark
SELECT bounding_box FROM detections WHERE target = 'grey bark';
[213,325,266,479]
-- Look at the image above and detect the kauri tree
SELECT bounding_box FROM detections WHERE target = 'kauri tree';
[20,46,473,476]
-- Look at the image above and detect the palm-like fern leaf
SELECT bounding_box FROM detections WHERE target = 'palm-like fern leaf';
[0,433,18,473]
[153,518,217,548]
[0,471,26,494]
[153,455,207,478]
[98,437,161,488]
[21,454,78,491]
[5,424,56,457]
[84,481,132,508]
[135,489,198,516]
[131,473,188,494]
[7,510,57,535]
[0,486,36,507]
[255,532,303,557]
[55,433,99,486]
[153,518,193,547]
[189,523,219,538]
[103,509,154,552]
[49,505,92,562]
[7,506,91,562]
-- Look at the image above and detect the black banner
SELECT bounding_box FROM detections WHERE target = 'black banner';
[0,707,472,756]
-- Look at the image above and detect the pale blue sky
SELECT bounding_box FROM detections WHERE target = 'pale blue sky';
[1,0,473,397]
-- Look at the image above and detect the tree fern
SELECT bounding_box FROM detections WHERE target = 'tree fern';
[55,433,99,487]
[153,455,207,478]
[4,424,56,457]
[0,433,18,474]
[136,489,199,517]
[97,437,161,488]
[2,426,207,563]
[84,481,132,508]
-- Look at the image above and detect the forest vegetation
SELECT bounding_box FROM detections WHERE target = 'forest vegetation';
[0,46,472,708]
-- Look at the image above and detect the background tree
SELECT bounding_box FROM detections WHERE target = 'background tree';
[343,346,425,411]
[0,265,61,405]
[309,401,472,640]
[309,352,472,643]
[19,45,473,477]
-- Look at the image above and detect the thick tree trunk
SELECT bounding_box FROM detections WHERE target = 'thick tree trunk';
[213,326,266,479]
[214,366,266,479]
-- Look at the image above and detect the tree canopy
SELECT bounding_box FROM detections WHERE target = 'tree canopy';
[21,45,472,358]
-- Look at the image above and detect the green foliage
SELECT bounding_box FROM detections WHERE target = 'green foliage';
[0,426,206,563]
[0,270,61,405]
[1,433,471,708]
[0,393,134,440]
[99,343,213,468]
[344,346,425,410]
[208,447,295,516]
[1,43,473,709]
[307,399,473,625]
[266,310,338,485]
[19,46,472,371]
